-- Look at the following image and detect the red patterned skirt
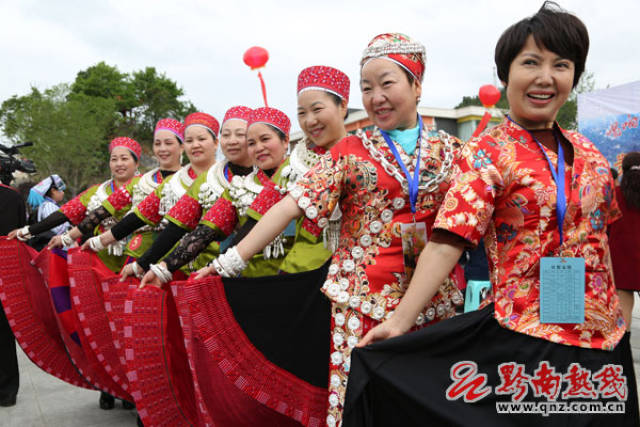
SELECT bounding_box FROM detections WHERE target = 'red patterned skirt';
[123,264,331,426]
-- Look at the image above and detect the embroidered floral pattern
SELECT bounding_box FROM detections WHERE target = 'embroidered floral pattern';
[293,131,466,425]
[434,119,624,350]
[292,132,464,326]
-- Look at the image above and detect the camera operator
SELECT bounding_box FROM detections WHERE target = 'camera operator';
[0,142,33,407]
[0,181,26,408]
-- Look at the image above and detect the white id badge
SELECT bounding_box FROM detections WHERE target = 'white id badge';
[539,257,586,324]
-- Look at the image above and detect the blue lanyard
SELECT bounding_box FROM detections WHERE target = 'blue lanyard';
[224,163,231,181]
[380,115,424,214]
[506,115,567,244]
[110,180,115,192]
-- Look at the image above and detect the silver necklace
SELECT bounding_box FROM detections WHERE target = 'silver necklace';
[357,127,455,194]
[229,171,263,218]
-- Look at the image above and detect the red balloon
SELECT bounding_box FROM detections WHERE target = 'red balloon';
[478,84,501,107]
[243,46,269,70]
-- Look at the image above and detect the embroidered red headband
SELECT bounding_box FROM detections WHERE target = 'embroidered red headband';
[155,118,185,142]
[109,137,141,160]
[222,106,253,127]
[297,65,350,103]
[248,107,291,137]
[361,33,426,82]
[184,112,220,137]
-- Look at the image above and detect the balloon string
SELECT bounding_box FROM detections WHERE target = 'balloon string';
[471,110,492,139]
[257,71,268,107]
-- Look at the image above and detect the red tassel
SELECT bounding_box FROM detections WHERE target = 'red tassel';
[257,71,268,107]
[471,111,492,139]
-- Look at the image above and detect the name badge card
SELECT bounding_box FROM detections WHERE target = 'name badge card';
[400,222,427,282]
[539,257,585,324]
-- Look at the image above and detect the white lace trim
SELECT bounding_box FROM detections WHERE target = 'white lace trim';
[198,161,228,211]
[158,164,194,219]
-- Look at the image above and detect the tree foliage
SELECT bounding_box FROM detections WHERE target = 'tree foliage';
[70,62,196,143]
[0,84,116,195]
[454,72,595,130]
[0,62,197,193]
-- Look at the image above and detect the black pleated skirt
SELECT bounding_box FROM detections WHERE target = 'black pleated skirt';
[344,304,639,427]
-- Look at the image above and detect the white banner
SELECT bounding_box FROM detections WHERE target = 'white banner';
[578,81,640,168]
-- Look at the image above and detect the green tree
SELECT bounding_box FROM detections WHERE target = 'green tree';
[126,67,197,143]
[555,71,595,130]
[70,63,196,144]
[0,84,116,195]
[70,61,136,117]
[1,63,197,192]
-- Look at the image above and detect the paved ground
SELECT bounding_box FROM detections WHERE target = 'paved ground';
[0,356,138,427]
[2,295,640,426]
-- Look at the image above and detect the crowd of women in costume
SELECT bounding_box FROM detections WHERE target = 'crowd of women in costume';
[1,2,640,426]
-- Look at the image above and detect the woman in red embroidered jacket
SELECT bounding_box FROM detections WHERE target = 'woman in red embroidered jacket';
[117,108,255,280]
[145,66,352,285]
[345,4,638,426]
[62,118,185,261]
[138,106,295,286]
[9,137,141,272]
[199,36,465,426]
[80,113,223,274]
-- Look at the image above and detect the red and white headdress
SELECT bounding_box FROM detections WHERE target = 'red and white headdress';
[184,112,220,137]
[361,33,426,82]
[154,118,185,142]
[109,137,142,161]
[222,106,253,127]
[248,107,291,137]
[297,65,350,103]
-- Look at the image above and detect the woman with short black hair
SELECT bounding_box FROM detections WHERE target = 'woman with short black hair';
[345,3,639,426]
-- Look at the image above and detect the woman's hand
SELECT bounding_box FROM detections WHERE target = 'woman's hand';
[47,235,65,249]
[82,231,116,251]
[139,269,163,289]
[139,262,171,289]
[119,263,138,282]
[357,240,466,348]
[357,317,410,348]
[7,228,23,240]
[194,265,217,280]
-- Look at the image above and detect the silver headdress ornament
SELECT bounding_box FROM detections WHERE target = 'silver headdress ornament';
[362,41,426,60]
[360,33,427,82]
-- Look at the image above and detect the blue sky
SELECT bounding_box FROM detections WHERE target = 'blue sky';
[1,0,638,133]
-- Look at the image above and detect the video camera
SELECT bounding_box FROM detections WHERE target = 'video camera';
[0,142,36,185]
